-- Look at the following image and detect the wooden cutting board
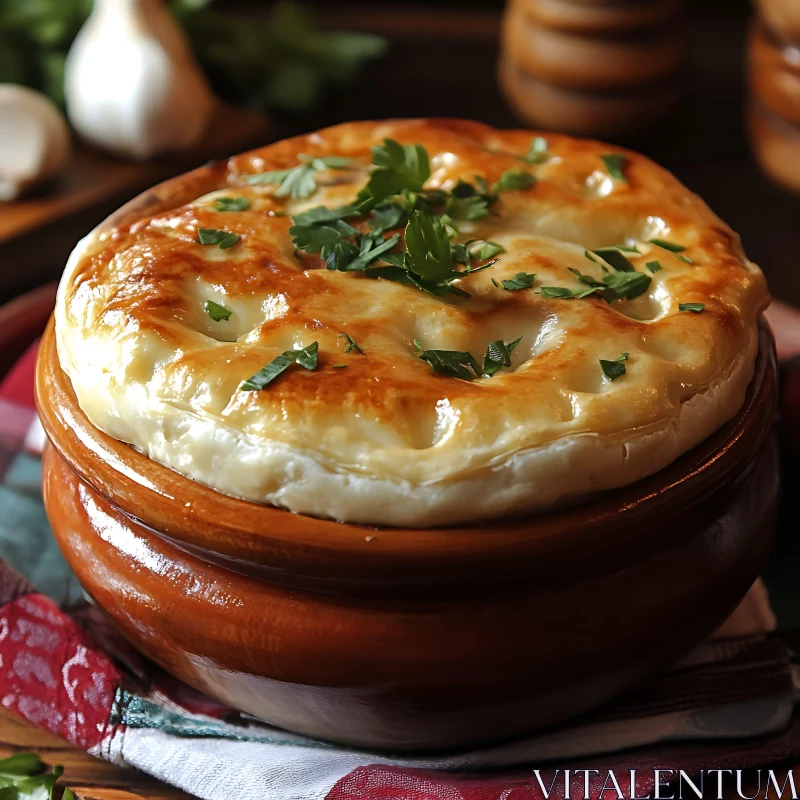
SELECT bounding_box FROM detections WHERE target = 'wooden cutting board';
[0,106,269,305]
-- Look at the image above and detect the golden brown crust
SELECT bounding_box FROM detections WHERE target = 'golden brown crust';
[55,119,769,525]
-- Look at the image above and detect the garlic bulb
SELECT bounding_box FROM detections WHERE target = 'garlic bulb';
[0,85,71,201]
[65,0,218,159]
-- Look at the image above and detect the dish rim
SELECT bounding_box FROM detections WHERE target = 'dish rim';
[36,317,777,590]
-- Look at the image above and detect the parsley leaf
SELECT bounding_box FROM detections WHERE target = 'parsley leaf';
[590,247,635,272]
[501,272,536,291]
[290,218,358,255]
[568,267,606,288]
[0,752,71,800]
[540,286,575,298]
[601,270,651,301]
[649,238,685,252]
[646,260,662,273]
[343,232,402,272]
[291,204,361,227]
[414,337,522,380]
[524,136,550,164]
[414,340,481,381]
[0,754,44,775]
[369,202,407,231]
[445,179,498,221]
[573,261,651,301]
[339,333,363,354]
[205,300,232,322]
[483,336,522,376]
[197,228,240,249]
[471,240,505,260]
[358,139,430,206]
[601,154,628,181]
[679,302,705,312]
[367,209,497,298]
[246,154,354,199]
[493,168,535,193]
[600,352,629,381]
[213,196,251,212]
[241,342,319,391]
[404,207,456,283]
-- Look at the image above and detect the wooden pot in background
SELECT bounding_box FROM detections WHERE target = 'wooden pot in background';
[499,0,687,138]
[748,12,800,193]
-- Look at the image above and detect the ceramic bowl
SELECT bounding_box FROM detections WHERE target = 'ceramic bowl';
[37,312,778,751]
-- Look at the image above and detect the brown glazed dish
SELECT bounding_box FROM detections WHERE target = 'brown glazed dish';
[38,313,777,751]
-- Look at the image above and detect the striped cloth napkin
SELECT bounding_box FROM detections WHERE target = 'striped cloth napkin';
[0,336,798,800]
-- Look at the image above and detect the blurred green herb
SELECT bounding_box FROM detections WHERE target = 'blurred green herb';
[0,752,72,800]
[501,272,536,291]
[600,154,628,181]
[0,0,387,113]
[197,227,240,249]
[247,154,354,199]
[173,0,387,113]
[0,0,91,106]
[213,196,250,212]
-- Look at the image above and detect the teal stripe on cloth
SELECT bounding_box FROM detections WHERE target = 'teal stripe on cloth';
[117,690,335,750]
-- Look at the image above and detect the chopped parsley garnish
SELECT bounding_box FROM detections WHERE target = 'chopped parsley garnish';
[246,154,354,199]
[445,179,498,221]
[205,300,232,321]
[0,752,72,800]
[600,154,628,181]
[601,270,651,301]
[291,205,360,227]
[600,352,629,381]
[540,286,596,299]
[471,240,505,260]
[414,336,522,381]
[213,196,251,212]
[493,168,535,193]
[646,260,662,273]
[339,333,363,354]
[197,228,240,249]
[240,342,319,391]
[365,208,495,298]
[483,336,523,376]
[501,272,536,291]
[589,247,635,272]
[370,202,408,231]
[524,136,550,164]
[357,138,430,207]
[648,239,686,252]
[285,142,502,297]
[563,265,651,302]
[414,342,480,381]
[290,218,358,256]
[679,302,705,312]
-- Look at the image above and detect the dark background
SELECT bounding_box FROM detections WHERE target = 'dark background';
[215,0,800,307]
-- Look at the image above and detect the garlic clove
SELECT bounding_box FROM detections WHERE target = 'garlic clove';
[65,0,218,160]
[0,84,72,202]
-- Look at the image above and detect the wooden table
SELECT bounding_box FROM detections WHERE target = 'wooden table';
[0,708,189,800]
